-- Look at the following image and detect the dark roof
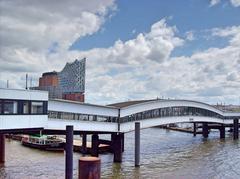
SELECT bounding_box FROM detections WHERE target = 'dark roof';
[107,99,159,108]
[42,71,58,76]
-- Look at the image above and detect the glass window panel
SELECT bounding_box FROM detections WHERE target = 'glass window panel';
[23,101,29,114]
[31,102,43,114]
[4,100,18,114]
[0,100,2,114]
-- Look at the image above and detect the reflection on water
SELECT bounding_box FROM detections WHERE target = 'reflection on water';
[1,128,240,179]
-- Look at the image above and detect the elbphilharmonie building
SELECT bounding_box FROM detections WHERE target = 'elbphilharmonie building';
[58,58,86,94]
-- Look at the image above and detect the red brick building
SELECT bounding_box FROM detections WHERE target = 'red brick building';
[32,59,86,102]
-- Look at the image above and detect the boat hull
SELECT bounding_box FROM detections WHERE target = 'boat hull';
[21,140,64,152]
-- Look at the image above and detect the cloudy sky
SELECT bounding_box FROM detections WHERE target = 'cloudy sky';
[0,0,240,105]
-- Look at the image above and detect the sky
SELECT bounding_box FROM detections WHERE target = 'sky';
[0,0,240,105]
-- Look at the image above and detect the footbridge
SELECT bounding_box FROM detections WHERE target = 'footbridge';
[0,88,240,165]
[1,88,239,133]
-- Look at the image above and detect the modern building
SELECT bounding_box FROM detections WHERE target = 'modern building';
[31,58,86,102]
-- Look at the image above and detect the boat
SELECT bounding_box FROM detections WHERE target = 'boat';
[21,135,65,152]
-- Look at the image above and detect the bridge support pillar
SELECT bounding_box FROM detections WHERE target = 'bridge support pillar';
[91,134,99,157]
[112,133,123,163]
[81,133,87,154]
[233,118,239,140]
[202,123,209,138]
[219,124,225,139]
[65,125,73,179]
[0,134,5,165]
[193,123,197,137]
[135,122,140,167]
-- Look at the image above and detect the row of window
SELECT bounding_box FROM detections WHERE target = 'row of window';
[0,99,47,115]
[120,106,226,123]
[48,111,118,122]
[48,106,238,123]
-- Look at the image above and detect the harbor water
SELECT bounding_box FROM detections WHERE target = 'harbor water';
[0,128,240,179]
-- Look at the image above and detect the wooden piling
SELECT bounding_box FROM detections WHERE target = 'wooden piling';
[202,123,208,138]
[233,118,239,140]
[220,124,225,139]
[0,134,5,165]
[65,125,73,179]
[81,133,87,154]
[193,123,197,137]
[112,133,122,163]
[135,122,140,167]
[91,134,99,157]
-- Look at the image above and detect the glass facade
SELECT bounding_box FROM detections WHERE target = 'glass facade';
[58,58,85,93]
[0,99,47,115]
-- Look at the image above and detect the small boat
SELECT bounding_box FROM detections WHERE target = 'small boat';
[21,135,64,152]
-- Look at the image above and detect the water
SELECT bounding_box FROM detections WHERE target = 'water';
[0,128,240,179]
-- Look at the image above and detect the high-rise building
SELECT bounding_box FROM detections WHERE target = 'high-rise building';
[31,58,86,102]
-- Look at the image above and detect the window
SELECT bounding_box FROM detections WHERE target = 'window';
[31,102,43,114]
[4,100,18,114]
[0,100,2,114]
[23,101,29,114]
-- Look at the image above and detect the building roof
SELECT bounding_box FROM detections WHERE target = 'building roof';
[107,99,160,108]
[42,71,58,76]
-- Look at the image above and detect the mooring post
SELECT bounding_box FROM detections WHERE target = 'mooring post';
[0,134,5,165]
[65,125,73,179]
[135,122,140,167]
[193,123,197,137]
[82,133,87,154]
[220,124,225,139]
[202,122,208,138]
[233,118,239,140]
[79,157,101,179]
[112,133,122,163]
[91,134,99,157]
[121,133,125,152]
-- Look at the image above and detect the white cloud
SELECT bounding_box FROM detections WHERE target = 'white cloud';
[212,26,240,46]
[76,23,240,104]
[0,0,116,88]
[210,0,221,7]
[230,0,240,7]
[209,0,240,7]
[0,0,239,105]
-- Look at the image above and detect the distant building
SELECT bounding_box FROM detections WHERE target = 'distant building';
[32,58,86,102]
[58,59,85,93]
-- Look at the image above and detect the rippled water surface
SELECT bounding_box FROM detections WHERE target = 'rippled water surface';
[1,128,240,179]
